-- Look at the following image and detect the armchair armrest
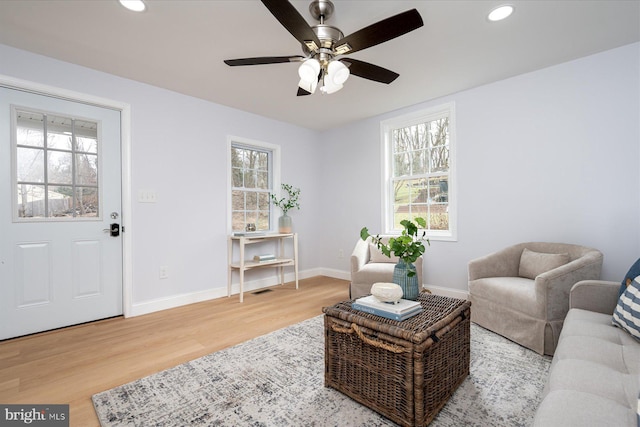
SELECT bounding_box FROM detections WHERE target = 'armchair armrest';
[569,280,620,314]
[468,245,523,281]
[535,250,603,320]
[350,237,371,275]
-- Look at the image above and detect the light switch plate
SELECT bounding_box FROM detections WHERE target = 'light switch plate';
[138,190,157,203]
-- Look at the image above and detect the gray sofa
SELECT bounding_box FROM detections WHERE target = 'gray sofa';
[533,279,640,426]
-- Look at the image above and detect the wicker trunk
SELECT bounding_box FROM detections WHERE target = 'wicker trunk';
[323,294,471,427]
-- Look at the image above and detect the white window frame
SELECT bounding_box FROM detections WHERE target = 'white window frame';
[227,135,281,233]
[380,103,457,241]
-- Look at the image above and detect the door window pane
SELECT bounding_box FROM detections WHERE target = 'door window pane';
[17,147,45,182]
[48,151,73,185]
[76,153,98,185]
[13,108,100,220]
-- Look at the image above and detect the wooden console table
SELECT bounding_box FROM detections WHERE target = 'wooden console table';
[227,233,299,302]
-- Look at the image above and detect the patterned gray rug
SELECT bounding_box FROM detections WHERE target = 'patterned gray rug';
[92,315,551,426]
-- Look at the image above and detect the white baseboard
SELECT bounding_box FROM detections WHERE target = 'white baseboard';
[130,268,321,317]
[318,268,350,281]
[129,287,227,317]
[424,284,469,300]
[129,270,469,317]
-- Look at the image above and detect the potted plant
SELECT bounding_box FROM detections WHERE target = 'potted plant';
[360,217,430,300]
[270,183,300,233]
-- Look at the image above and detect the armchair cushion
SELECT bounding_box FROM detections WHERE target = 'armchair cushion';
[612,276,640,340]
[368,243,398,263]
[519,248,570,280]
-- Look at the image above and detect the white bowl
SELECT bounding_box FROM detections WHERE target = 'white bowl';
[370,282,403,304]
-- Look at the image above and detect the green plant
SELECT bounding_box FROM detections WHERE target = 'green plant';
[270,183,300,215]
[360,217,430,277]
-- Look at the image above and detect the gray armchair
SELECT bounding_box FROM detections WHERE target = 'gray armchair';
[468,242,603,355]
[350,236,423,299]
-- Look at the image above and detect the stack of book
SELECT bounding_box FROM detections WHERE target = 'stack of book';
[253,254,276,262]
[352,295,423,321]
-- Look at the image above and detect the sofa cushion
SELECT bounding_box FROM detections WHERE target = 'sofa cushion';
[534,308,640,426]
[612,276,640,340]
[519,248,570,280]
[533,390,637,427]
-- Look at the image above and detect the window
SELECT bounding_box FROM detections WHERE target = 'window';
[228,137,280,233]
[381,103,456,240]
[12,107,100,220]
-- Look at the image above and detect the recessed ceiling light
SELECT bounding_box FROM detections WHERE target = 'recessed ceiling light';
[119,0,146,12]
[488,5,514,22]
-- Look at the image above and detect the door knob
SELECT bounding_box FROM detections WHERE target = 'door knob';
[103,223,120,237]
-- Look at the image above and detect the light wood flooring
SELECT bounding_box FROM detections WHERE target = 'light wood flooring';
[0,276,350,426]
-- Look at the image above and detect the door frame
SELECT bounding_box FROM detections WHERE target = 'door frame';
[0,74,133,318]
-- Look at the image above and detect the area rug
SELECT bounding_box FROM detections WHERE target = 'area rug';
[92,315,551,426]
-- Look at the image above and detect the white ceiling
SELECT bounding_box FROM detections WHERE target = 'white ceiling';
[0,1,638,131]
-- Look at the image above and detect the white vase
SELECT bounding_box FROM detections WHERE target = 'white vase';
[278,214,292,233]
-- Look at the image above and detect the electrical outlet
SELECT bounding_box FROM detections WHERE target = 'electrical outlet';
[338,249,344,259]
[159,266,168,279]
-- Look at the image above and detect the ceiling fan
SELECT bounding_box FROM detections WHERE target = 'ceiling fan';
[224,0,424,96]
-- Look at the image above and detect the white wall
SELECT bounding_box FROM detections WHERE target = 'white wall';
[0,43,323,313]
[1,41,638,311]
[319,43,640,292]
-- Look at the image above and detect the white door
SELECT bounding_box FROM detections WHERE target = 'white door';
[0,87,123,340]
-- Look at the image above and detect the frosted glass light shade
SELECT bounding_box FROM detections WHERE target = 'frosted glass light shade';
[298,78,318,94]
[320,79,343,94]
[328,60,350,85]
[298,59,320,82]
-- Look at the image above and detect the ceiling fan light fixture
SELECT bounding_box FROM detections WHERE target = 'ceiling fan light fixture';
[298,58,321,82]
[320,74,344,95]
[298,78,318,94]
[320,83,343,95]
[328,60,350,85]
[487,5,514,22]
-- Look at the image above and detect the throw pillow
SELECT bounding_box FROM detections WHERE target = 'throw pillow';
[368,243,398,263]
[612,275,640,341]
[619,258,640,298]
[518,248,570,280]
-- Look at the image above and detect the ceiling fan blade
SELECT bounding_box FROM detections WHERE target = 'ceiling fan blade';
[341,58,399,84]
[224,55,304,66]
[335,9,423,55]
[261,0,321,50]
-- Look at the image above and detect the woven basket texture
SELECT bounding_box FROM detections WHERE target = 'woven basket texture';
[323,293,471,427]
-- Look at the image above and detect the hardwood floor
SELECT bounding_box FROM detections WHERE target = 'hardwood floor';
[0,276,350,426]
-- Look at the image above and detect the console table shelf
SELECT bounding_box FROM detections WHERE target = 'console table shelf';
[227,233,298,302]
